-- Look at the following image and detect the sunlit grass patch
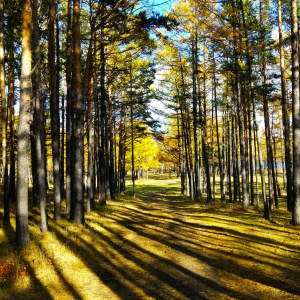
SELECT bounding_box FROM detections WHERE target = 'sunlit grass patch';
[0,176,300,299]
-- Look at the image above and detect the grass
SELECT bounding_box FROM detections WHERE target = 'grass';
[0,174,300,299]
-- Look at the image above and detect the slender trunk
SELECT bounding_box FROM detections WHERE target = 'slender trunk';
[130,62,135,199]
[254,126,259,207]
[235,59,249,208]
[211,99,216,200]
[57,9,64,197]
[99,39,106,204]
[108,91,115,199]
[277,0,292,211]
[0,0,8,221]
[8,41,15,204]
[213,57,225,200]
[240,0,268,218]
[248,98,254,205]
[0,0,6,186]
[192,35,200,201]
[201,70,211,202]
[49,0,61,220]
[87,78,95,211]
[273,136,281,197]
[291,0,300,225]
[73,0,85,223]
[118,97,125,194]
[33,0,47,231]
[16,0,32,246]
[65,0,72,213]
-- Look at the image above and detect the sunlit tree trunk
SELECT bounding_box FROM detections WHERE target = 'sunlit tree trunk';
[16,0,32,247]
[0,0,8,221]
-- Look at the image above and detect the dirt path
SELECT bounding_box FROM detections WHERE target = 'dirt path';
[70,181,299,300]
[6,180,300,299]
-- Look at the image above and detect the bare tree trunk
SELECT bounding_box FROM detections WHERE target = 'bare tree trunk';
[291,0,300,225]
[130,62,135,199]
[8,40,15,204]
[211,98,216,200]
[277,0,293,211]
[73,0,85,224]
[0,0,8,221]
[239,0,268,218]
[213,56,225,201]
[16,0,32,247]
[65,0,72,213]
[33,0,47,231]
[192,34,200,201]
[49,0,61,220]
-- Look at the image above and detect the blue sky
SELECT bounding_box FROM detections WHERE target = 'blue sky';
[147,0,173,15]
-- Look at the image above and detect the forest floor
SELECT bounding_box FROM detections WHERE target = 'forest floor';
[1,176,300,299]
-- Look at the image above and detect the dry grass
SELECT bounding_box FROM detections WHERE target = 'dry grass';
[0,176,300,299]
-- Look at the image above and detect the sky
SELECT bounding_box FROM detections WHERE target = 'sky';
[147,0,173,15]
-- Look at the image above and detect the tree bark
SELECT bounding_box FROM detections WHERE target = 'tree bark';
[49,0,61,220]
[73,0,85,224]
[16,0,32,247]
[33,0,47,231]
[65,0,72,213]
[291,0,300,225]
[8,39,15,204]
[277,0,293,211]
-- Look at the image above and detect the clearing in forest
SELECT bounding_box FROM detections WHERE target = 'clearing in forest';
[1,177,300,299]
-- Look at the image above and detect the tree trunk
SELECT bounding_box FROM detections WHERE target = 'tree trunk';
[130,62,135,199]
[192,35,200,201]
[239,0,268,218]
[49,0,61,220]
[99,40,106,205]
[0,0,8,221]
[291,0,300,225]
[277,0,293,211]
[8,40,15,204]
[16,0,32,247]
[33,0,47,231]
[65,0,72,213]
[213,57,225,201]
[73,0,85,224]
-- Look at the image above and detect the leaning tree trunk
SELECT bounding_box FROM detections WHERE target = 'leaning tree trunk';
[16,0,32,247]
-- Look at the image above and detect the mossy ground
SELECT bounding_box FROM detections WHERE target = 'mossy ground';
[0,174,300,299]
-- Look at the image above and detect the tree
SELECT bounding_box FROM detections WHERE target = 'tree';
[49,0,61,220]
[291,0,300,225]
[16,0,32,247]
[73,0,85,224]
